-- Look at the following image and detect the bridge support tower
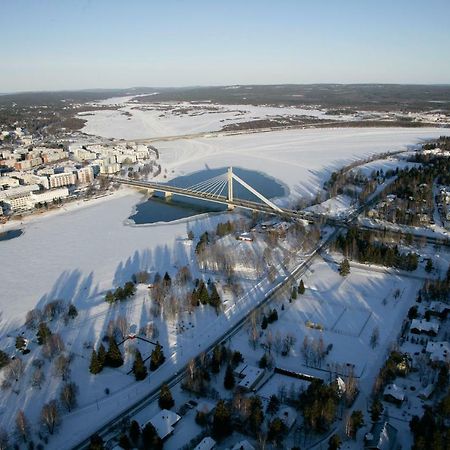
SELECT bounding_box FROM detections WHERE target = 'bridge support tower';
[227,166,235,210]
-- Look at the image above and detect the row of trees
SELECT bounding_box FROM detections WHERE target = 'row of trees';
[335,228,419,271]
[90,339,166,375]
[191,280,222,313]
[105,281,136,304]
[25,301,78,329]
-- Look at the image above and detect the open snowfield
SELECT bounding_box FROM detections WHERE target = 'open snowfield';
[153,127,445,201]
[230,259,421,379]
[79,99,354,140]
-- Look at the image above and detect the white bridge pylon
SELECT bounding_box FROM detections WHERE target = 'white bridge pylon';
[187,166,283,213]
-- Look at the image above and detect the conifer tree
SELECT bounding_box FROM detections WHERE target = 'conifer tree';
[105,291,115,304]
[292,286,298,300]
[67,304,78,319]
[97,343,106,368]
[267,394,280,415]
[141,423,162,450]
[163,272,172,288]
[133,350,148,381]
[339,258,350,277]
[150,342,165,371]
[89,349,102,374]
[129,420,141,447]
[261,315,268,330]
[224,365,235,390]
[198,281,210,305]
[213,400,232,439]
[209,283,221,311]
[298,279,305,295]
[105,337,123,368]
[370,398,383,422]
[158,384,174,409]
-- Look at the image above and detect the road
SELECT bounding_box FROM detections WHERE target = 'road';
[71,229,337,450]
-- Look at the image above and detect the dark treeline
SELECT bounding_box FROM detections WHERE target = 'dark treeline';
[421,264,450,302]
[335,228,419,271]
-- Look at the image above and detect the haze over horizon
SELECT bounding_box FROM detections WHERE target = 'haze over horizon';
[2,0,450,93]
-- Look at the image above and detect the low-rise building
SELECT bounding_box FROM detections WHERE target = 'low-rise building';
[31,188,69,206]
[410,319,439,336]
[194,437,216,450]
[364,421,398,450]
[146,409,181,441]
[231,440,255,450]
[234,364,265,391]
[276,406,297,431]
[426,341,450,364]
[383,383,405,405]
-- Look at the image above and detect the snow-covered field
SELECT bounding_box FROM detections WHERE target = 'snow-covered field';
[153,128,444,202]
[0,120,447,448]
[230,259,421,379]
[79,100,353,140]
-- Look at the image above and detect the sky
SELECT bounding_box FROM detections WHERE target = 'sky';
[1,0,450,92]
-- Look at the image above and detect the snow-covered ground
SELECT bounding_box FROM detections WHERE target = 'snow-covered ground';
[0,122,447,448]
[79,99,354,140]
[1,128,445,328]
[153,128,444,202]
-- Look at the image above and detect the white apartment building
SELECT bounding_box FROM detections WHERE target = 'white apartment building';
[49,172,76,188]
[0,177,20,188]
[31,187,69,205]
[0,184,40,211]
[76,166,94,185]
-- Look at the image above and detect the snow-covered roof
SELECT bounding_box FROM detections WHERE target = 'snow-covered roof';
[383,384,405,402]
[196,400,216,414]
[428,301,450,314]
[365,421,398,450]
[236,364,264,390]
[418,384,435,400]
[410,319,440,334]
[194,436,216,450]
[148,409,181,440]
[426,341,450,362]
[231,440,255,450]
[277,406,297,430]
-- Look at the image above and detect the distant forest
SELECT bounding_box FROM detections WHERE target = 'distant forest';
[2,84,450,112]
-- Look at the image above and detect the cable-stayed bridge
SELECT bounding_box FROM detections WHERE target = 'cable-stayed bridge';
[108,168,450,246]
[108,167,319,221]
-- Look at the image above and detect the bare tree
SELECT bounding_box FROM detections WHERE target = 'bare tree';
[15,410,29,443]
[116,315,129,339]
[43,300,64,321]
[43,333,65,359]
[6,357,24,382]
[53,354,71,381]
[60,382,78,412]
[273,331,283,355]
[176,266,191,285]
[41,400,60,434]
[31,366,45,389]
[25,308,42,329]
